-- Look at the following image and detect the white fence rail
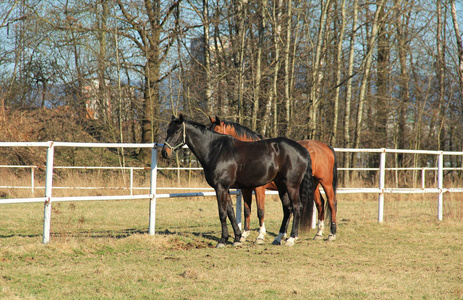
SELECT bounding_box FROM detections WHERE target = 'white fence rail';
[1,142,462,244]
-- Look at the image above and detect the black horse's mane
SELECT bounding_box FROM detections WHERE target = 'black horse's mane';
[221,120,263,141]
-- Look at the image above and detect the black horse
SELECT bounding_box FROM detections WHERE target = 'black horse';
[161,115,314,247]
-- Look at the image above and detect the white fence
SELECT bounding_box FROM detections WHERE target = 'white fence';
[1,142,463,244]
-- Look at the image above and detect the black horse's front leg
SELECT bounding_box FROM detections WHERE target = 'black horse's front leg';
[225,193,242,246]
[216,188,229,248]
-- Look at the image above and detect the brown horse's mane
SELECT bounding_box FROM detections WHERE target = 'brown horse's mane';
[221,120,264,141]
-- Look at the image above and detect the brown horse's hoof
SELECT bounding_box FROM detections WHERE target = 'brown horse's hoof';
[232,241,242,247]
[216,243,226,248]
[284,237,296,246]
[241,231,250,242]
[328,234,336,241]
[255,238,265,245]
[313,234,323,241]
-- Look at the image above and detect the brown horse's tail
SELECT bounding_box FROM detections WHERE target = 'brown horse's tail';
[299,157,315,231]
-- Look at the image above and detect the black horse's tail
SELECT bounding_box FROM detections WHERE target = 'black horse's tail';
[299,157,314,231]
[330,145,338,196]
[330,145,338,216]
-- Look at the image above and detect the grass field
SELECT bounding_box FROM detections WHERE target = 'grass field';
[1,191,463,299]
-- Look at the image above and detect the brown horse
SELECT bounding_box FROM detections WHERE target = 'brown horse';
[209,116,338,242]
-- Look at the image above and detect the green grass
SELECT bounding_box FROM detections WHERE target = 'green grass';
[1,194,463,299]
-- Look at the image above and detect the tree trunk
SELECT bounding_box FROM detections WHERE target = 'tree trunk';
[283,0,292,136]
[450,0,463,120]
[252,0,266,132]
[203,0,213,114]
[307,0,331,139]
[436,0,446,150]
[343,0,358,181]
[97,0,109,124]
[396,0,410,166]
[331,0,346,146]
[233,0,247,123]
[353,0,387,149]
[272,0,282,137]
[375,1,389,148]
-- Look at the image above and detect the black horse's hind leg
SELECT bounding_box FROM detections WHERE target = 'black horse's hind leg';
[286,186,302,246]
[226,194,242,246]
[272,191,292,245]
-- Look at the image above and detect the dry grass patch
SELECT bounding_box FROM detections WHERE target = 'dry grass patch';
[1,185,463,299]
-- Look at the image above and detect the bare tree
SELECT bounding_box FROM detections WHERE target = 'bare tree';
[450,0,463,104]
[115,0,179,161]
[353,0,387,150]
[331,0,346,146]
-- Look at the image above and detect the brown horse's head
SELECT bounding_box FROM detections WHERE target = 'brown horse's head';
[208,116,226,134]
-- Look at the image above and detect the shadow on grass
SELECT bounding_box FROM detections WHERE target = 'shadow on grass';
[1,227,286,246]
[0,228,147,240]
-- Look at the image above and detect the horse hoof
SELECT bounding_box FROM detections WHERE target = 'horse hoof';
[232,241,242,247]
[216,243,226,248]
[272,239,282,246]
[313,234,323,241]
[328,234,336,241]
[284,238,295,247]
[255,238,265,245]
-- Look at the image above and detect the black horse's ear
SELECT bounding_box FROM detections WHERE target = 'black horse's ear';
[215,116,221,124]
[179,114,184,123]
[171,115,176,120]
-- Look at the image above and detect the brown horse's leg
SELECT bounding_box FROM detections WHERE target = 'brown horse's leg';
[255,186,266,244]
[240,188,253,241]
[322,184,337,241]
[313,182,325,240]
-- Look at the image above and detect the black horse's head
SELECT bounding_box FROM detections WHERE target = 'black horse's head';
[162,114,185,159]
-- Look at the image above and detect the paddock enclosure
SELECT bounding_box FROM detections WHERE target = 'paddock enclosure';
[1,141,463,244]
[1,142,463,298]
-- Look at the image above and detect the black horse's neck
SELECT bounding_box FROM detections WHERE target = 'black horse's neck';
[183,120,225,167]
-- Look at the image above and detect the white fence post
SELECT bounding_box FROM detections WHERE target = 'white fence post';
[130,167,134,196]
[236,190,242,231]
[437,152,443,221]
[42,142,55,244]
[31,166,35,196]
[378,149,386,223]
[149,144,157,235]
[421,168,425,189]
